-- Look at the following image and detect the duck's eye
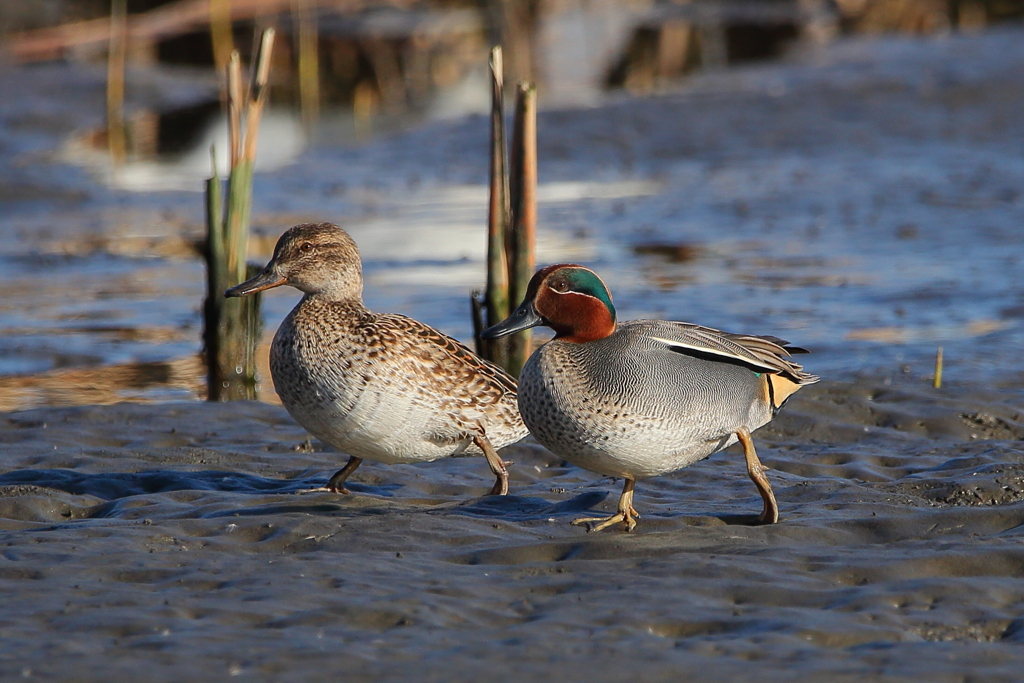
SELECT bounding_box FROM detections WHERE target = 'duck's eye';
[300,242,314,253]
[553,281,569,292]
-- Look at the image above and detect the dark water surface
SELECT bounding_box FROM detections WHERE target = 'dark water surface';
[1,28,1024,681]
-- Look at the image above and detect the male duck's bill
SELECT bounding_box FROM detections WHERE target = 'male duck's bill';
[481,299,545,339]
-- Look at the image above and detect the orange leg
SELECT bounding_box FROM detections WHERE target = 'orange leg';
[736,427,779,524]
[572,478,640,532]
[473,434,510,496]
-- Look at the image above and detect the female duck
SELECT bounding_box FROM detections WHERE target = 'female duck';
[227,222,528,496]
[483,264,818,531]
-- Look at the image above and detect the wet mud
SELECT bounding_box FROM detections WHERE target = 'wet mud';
[1,24,1024,683]
[1,376,1024,681]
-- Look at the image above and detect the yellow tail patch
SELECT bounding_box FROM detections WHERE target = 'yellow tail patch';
[761,373,804,413]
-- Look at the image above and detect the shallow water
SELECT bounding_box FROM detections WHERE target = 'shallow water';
[1,28,1024,681]
[3,30,1024,404]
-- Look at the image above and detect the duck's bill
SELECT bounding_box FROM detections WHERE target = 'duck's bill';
[481,301,545,339]
[224,266,286,298]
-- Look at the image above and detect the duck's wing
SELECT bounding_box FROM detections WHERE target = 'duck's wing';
[369,313,520,399]
[753,334,810,354]
[645,321,819,385]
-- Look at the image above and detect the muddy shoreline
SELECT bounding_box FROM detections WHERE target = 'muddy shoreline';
[1,375,1024,681]
[2,24,1024,682]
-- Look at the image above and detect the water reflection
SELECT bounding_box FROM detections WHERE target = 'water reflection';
[66,107,307,192]
[0,357,205,411]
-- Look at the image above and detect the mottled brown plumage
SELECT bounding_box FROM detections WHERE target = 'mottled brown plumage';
[227,222,527,495]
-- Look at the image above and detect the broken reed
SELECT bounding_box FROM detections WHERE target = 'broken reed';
[209,0,233,72]
[472,45,536,378]
[203,29,276,401]
[106,0,127,164]
[294,0,320,128]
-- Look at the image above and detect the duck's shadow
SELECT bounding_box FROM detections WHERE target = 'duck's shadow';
[451,492,771,528]
[712,512,773,526]
[447,491,609,522]
[0,468,397,500]
[0,470,768,528]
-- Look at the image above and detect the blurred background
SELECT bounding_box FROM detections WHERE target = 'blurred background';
[5,0,1020,113]
[1,0,1023,410]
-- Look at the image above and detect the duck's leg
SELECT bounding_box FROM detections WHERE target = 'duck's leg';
[572,478,640,532]
[326,455,364,494]
[300,455,363,494]
[473,433,510,496]
[736,426,779,524]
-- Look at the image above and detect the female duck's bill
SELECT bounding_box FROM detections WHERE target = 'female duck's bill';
[225,266,286,297]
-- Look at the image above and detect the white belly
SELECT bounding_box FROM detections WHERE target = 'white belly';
[280,385,474,465]
[270,334,475,464]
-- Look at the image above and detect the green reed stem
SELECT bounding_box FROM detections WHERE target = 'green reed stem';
[204,28,275,401]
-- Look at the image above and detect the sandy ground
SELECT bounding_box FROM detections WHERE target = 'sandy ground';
[1,375,1024,681]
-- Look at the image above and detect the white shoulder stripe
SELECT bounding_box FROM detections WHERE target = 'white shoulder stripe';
[648,336,778,373]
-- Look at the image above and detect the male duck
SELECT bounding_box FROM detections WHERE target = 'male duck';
[482,264,818,532]
[227,222,528,496]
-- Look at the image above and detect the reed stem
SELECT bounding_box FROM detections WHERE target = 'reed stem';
[209,0,234,72]
[294,0,320,129]
[204,28,276,401]
[106,0,127,164]
[934,346,943,389]
[228,51,242,170]
[203,149,224,396]
[483,45,511,368]
[506,81,537,378]
[470,291,486,357]
[476,47,539,377]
